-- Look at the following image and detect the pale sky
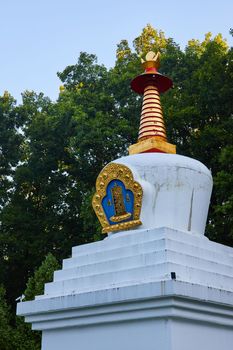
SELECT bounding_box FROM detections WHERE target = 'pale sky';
[1,0,232,103]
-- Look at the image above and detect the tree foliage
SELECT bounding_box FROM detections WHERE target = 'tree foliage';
[0,254,59,350]
[0,285,14,350]
[24,252,60,301]
[14,253,60,350]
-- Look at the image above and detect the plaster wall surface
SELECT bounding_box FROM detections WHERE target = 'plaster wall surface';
[113,153,213,235]
[42,319,170,350]
[170,320,233,350]
[41,318,233,350]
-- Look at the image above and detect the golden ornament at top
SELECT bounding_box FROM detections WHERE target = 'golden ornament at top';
[141,51,161,70]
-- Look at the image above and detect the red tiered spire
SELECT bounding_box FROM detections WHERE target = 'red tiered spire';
[129,52,176,155]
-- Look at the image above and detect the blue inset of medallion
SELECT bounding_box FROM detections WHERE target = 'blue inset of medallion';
[102,179,134,226]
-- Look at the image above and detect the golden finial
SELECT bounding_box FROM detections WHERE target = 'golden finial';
[141,51,161,71]
[59,85,65,93]
[129,51,176,155]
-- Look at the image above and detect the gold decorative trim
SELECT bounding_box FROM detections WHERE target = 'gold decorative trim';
[92,163,143,233]
[110,212,132,222]
[102,220,142,234]
[129,137,176,155]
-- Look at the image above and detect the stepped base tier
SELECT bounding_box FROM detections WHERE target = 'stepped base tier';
[17,228,233,350]
[17,154,233,349]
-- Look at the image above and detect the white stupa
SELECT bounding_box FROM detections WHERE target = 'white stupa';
[17,52,233,350]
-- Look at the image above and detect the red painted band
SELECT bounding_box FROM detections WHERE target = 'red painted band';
[145,67,158,73]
